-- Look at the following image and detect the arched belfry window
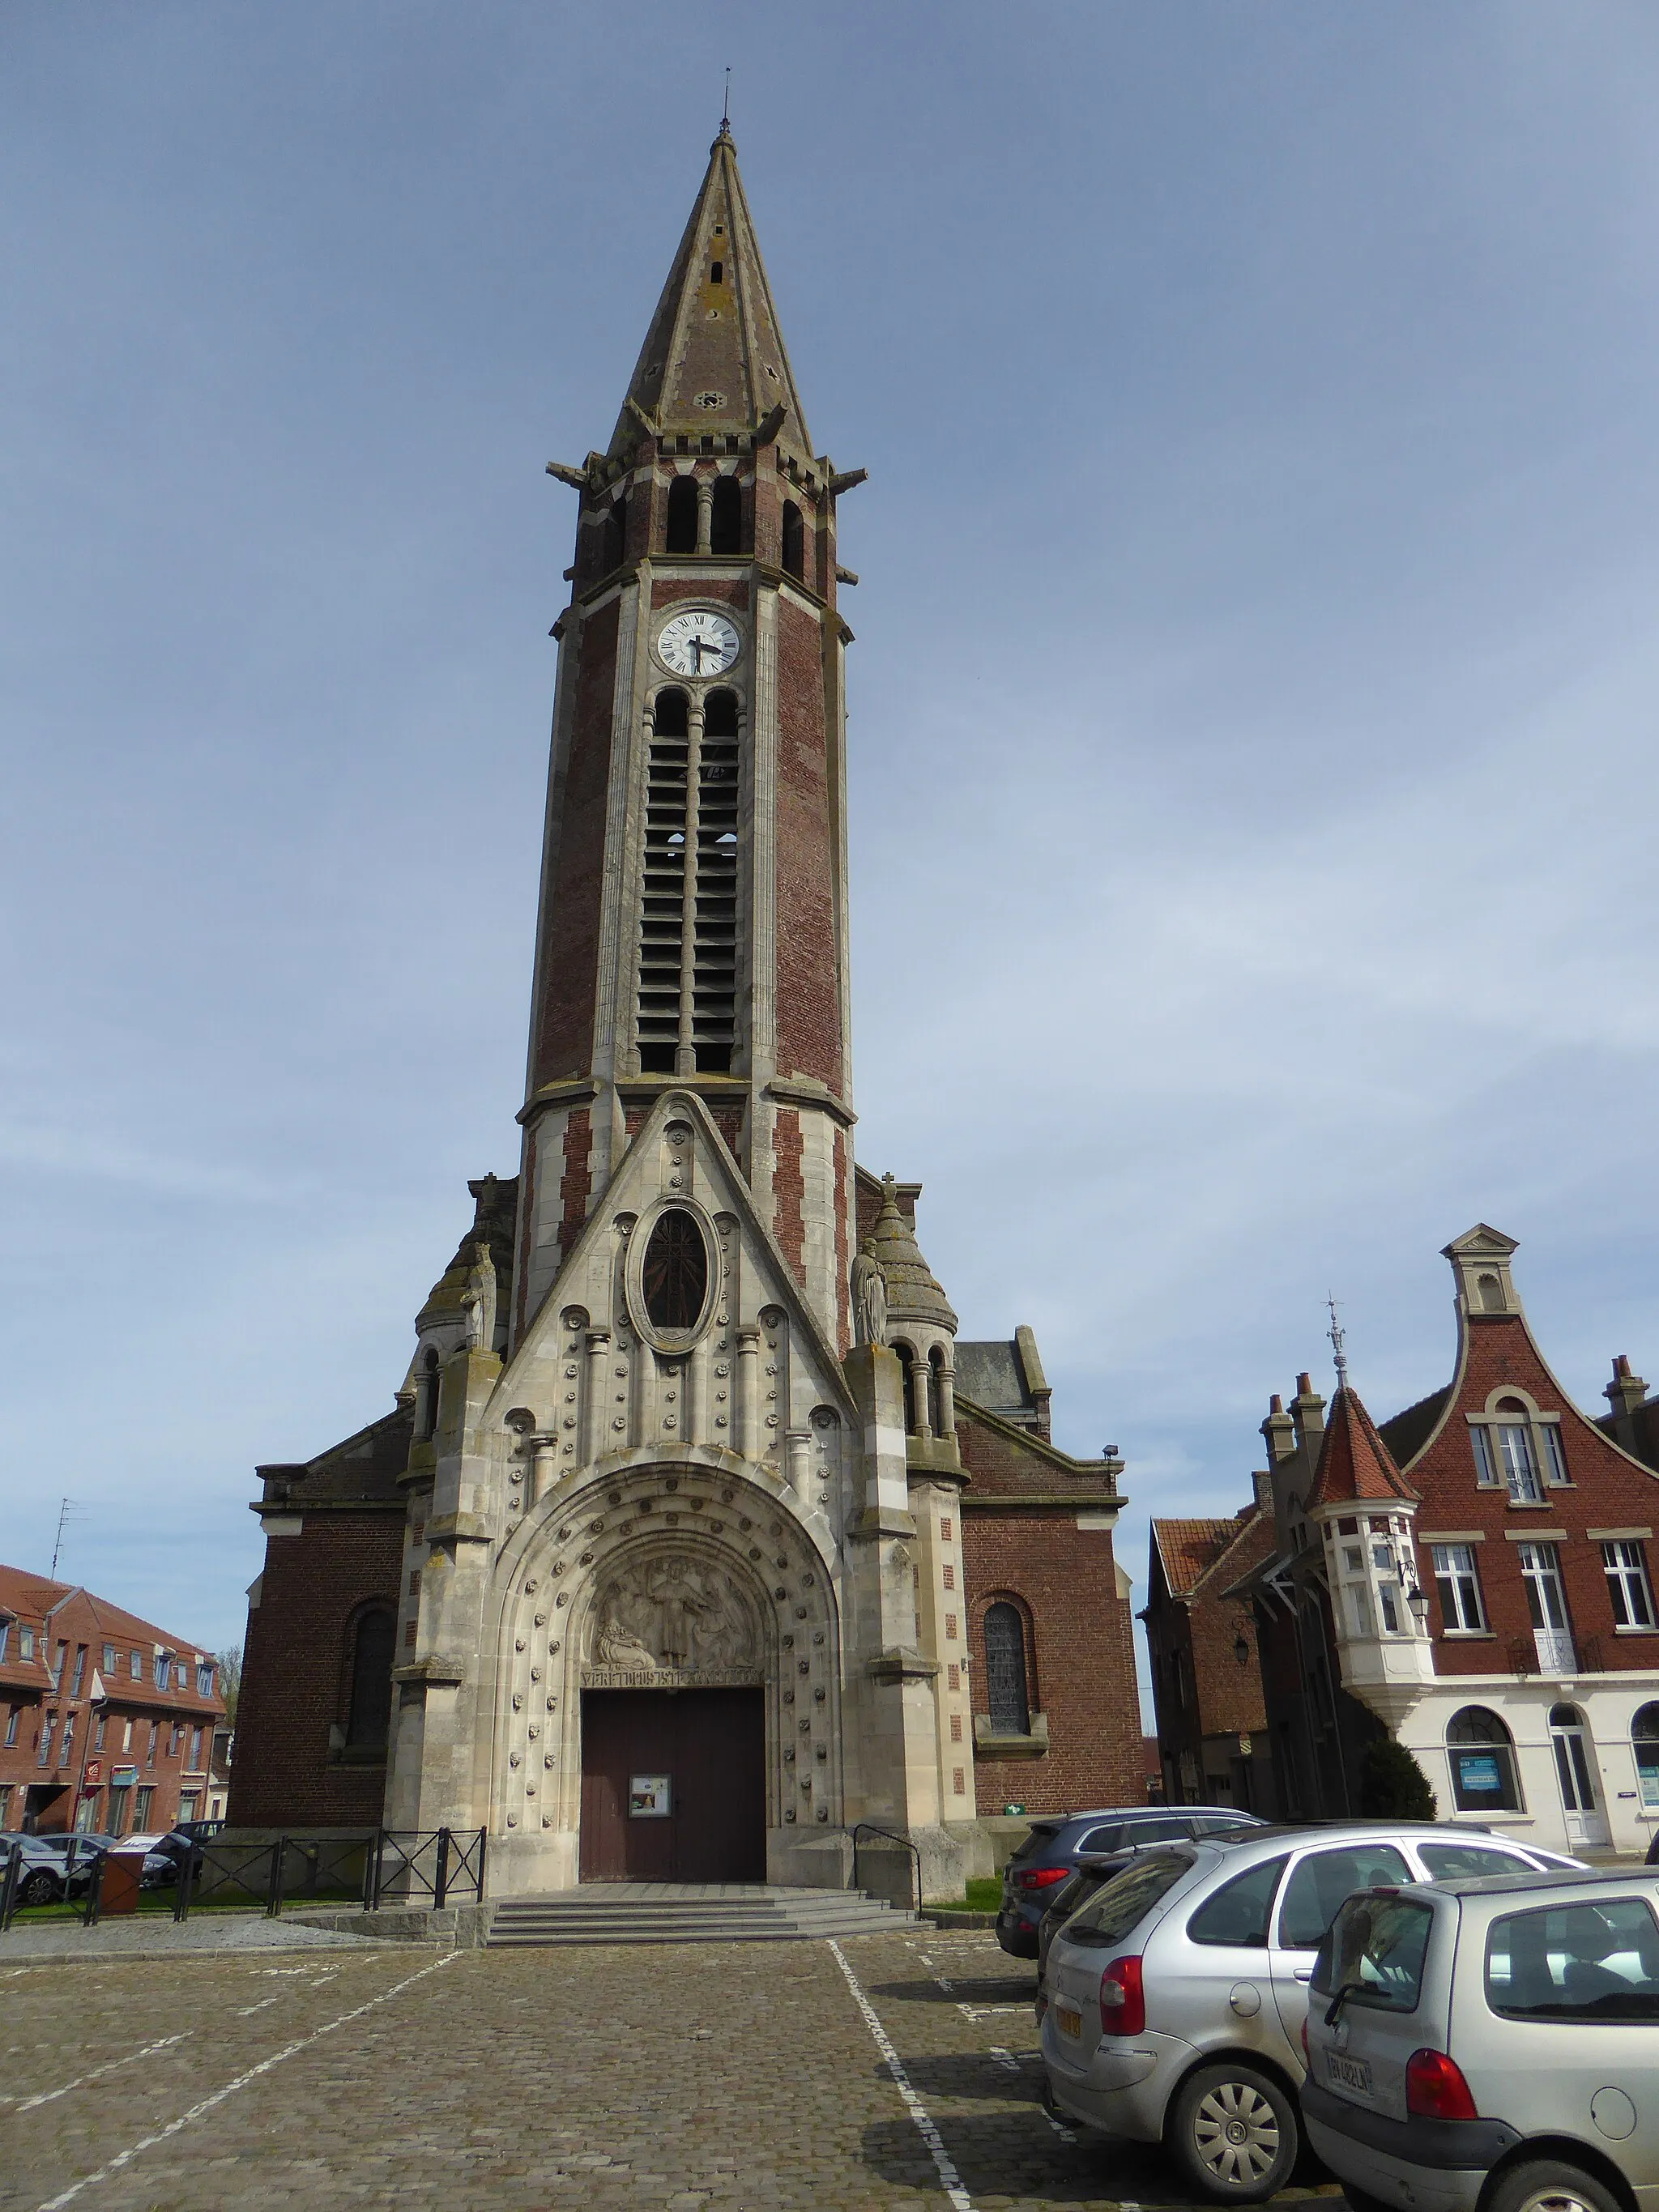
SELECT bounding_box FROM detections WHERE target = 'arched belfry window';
[710,475,742,556]
[344,1606,395,1754]
[416,1347,440,1441]
[666,475,698,554]
[635,685,740,1076]
[637,691,692,1073]
[781,498,804,580]
[983,1602,1030,1736]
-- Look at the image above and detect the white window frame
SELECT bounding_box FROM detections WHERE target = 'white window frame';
[1603,1540,1657,1630]
[0,1620,9,1664]
[1518,1540,1571,1630]
[1432,1542,1488,1632]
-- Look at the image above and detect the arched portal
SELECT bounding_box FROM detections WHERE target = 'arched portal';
[491,1458,842,1887]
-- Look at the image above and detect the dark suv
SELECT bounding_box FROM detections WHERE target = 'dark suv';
[996,1806,1260,1958]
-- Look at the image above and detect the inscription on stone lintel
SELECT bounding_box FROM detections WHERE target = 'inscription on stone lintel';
[581,1665,765,1691]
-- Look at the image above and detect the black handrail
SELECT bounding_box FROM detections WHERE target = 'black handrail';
[851,1821,921,1916]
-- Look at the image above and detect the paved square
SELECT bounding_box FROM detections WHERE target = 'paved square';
[0,1929,1341,2210]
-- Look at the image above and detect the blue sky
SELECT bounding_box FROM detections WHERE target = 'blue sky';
[5,5,1658,1717]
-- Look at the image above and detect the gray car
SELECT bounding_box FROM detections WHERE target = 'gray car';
[1304,1869,1659,2212]
[1040,1822,1583,2203]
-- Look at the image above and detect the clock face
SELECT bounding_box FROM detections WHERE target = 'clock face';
[657,609,741,679]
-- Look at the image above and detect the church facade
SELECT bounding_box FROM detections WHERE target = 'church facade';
[231,128,1141,1898]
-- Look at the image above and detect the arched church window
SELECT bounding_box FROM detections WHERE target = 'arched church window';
[416,1347,440,1441]
[642,1209,709,1332]
[667,475,698,554]
[344,1607,395,1754]
[710,475,742,556]
[781,498,804,579]
[984,1603,1030,1736]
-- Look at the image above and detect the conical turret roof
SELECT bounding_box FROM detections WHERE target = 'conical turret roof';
[1305,1386,1418,1511]
[608,125,811,461]
[868,1174,957,1333]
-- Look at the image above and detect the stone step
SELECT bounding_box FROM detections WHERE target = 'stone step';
[487,1886,914,1946]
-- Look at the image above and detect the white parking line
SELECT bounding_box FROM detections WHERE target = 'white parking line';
[827,1938,975,2212]
[16,2034,191,2113]
[32,1950,463,2212]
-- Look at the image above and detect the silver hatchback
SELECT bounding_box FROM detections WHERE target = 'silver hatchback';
[1040,1822,1581,2203]
[1304,1869,1659,2212]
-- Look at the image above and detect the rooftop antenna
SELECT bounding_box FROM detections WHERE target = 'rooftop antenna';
[50,1496,87,1580]
[1326,1294,1350,1393]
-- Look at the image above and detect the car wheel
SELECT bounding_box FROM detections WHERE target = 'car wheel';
[1166,2061,1300,2202]
[1487,2163,1623,2212]
[19,1870,59,1907]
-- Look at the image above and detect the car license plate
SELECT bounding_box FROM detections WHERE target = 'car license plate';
[1055,2004,1082,2039]
[1327,2052,1373,2097]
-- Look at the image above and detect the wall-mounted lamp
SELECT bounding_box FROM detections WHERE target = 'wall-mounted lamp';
[1233,1632,1251,1667]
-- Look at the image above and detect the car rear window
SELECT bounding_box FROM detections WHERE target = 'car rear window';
[1418,1842,1531,1882]
[1188,1856,1289,1948]
[1279,1844,1411,1950]
[1009,1822,1062,1865]
[1312,1893,1433,2013]
[1486,1897,1659,2022]
[1058,1850,1192,1949]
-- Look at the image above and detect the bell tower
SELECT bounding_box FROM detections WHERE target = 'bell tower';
[514,123,864,1357]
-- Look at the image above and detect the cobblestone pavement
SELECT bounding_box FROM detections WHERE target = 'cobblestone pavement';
[0,1928,1342,2211]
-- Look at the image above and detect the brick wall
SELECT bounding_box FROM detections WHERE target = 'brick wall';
[962,1506,1142,1814]
[530,596,618,1091]
[1406,1314,1659,1675]
[773,1106,805,1286]
[230,1513,403,1828]
[773,597,842,1093]
[558,1108,594,1257]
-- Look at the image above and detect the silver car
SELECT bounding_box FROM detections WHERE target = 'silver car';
[1304,1869,1659,2212]
[1040,1822,1582,2202]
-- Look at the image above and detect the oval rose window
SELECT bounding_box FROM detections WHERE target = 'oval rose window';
[642,1208,709,1332]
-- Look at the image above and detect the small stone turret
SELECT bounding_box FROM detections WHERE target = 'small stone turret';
[867,1174,958,1448]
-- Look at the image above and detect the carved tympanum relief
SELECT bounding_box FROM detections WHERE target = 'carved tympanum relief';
[589,1554,756,1677]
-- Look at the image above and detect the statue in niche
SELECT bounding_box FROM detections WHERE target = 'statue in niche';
[851,1237,888,1349]
[591,1556,755,1670]
[462,1238,497,1353]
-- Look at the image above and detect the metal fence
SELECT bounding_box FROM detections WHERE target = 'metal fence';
[0,1827,487,1933]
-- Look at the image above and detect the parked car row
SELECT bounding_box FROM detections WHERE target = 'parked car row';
[1032,1815,1591,2203]
[0,1828,204,1907]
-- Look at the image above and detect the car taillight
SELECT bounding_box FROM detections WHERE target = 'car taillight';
[1017,1867,1070,1890]
[1405,2048,1478,2121]
[1098,1954,1145,2037]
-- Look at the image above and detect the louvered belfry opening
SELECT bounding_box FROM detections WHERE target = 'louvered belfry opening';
[635,685,740,1077]
[638,688,690,1073]
[693,688,740,1072]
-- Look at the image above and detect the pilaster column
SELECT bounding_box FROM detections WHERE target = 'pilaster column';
[530,1434,558,1504]
[786,1428,811,1504]
[695,482,713,554]
[736,1325,761,1459]
[582,1328,611,1463]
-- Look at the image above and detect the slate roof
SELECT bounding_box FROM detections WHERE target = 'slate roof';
[609,124,811,462]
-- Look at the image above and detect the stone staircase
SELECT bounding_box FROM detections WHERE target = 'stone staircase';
[488,1882,916,1946]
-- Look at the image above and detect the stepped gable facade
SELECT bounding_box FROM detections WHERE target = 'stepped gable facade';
[1239,1225,1659,1855]
[230,127,1141,1894]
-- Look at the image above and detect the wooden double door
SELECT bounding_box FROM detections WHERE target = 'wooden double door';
[578,1688,766,1882]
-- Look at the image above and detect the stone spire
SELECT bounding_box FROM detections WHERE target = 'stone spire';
[608,124,811,462]
[868,1174,957,1335]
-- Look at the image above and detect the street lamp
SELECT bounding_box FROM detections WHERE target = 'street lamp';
[1406,1583,1431,1634]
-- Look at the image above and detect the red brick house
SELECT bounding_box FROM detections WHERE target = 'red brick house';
[1243,1227,1659,1854]
[1145,1484,1278,1813]
[0,1566,226,1836]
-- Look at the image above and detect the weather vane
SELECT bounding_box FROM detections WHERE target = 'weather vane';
[1326,1294,1350,1392]
[723,66,731,129]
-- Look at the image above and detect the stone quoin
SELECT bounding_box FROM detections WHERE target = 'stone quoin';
[230,126,1142,1898]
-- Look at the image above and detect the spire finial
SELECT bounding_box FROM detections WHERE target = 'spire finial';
[722,66,731,130]
[1327,1293,1350,1392]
